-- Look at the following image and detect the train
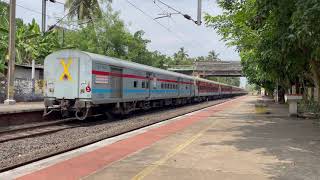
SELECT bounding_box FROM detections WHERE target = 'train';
[43,50,246,120]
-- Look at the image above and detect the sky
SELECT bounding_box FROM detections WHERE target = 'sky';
[8,0,246,87]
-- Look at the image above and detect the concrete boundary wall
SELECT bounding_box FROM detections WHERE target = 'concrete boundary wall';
[0,78,44,102]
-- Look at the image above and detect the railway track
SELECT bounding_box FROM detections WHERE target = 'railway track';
[0,97,238,173]
[0,101,205,143]
[0,115,112,143]
[0,119,77,143]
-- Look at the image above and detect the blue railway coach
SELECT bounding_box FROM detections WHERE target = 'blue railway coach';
[43,50,246,120]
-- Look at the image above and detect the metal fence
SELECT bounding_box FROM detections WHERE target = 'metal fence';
[0,78,44,102]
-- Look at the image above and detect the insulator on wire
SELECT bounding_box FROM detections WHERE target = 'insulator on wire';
[183,14,191,20]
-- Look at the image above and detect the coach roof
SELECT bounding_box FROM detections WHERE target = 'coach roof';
[46,49,239,88]
[47,49,194,80]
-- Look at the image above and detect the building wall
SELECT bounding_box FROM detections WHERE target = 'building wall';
[0,66,44,102]
[14,66,43,80]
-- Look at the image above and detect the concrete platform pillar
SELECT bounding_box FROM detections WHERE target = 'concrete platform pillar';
[314,87,319,102]
[289,101,298,116]
[308,87,313,100]
[285,94,303,117]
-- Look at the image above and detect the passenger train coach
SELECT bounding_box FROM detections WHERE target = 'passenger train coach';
[43,50,246,120]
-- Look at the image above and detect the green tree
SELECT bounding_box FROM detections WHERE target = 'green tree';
[205,0,316,98]
[0,0,173,77]
[0,1,8,74]
[64,0,114,21]
[207,76,240,87]
[290,0,320,99]
[65,0,107,21]
[195,56,205,61]
[0,0,61,73]
[206,50,220,61]
[0,18,61,64]
[195,50,221,62]
[63,8,173,69]
[173,47,192,65]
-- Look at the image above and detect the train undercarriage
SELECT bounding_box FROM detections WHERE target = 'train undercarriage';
[44,94,243,120]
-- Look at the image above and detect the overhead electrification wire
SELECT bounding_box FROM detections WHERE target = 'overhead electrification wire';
[156,0,196,23]
[156,0,208,48]
[2,0,85,29]
[2,0,59,19]
[124,0,201,49]
[3,0,86,29]
[47,0,85,30]
[152,0,177,23]
[156,0,183,15]
[124,0,172,32]
[124,0,182,41]
[152,0,206,49]
[153,0,166,14]
[53,0,65,5]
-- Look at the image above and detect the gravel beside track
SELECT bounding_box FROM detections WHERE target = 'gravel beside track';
[0,98,234,172]
[0,121,77,143]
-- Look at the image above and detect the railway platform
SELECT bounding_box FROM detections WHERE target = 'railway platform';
[0,102,44,129]
[0,102,43,115]
[2,95,320,180]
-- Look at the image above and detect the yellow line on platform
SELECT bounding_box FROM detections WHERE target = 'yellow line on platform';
[131,120,216,180]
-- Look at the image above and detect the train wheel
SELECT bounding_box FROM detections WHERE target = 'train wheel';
[75,108,89,120]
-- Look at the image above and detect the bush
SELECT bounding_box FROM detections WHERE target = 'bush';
[298,99,320,117]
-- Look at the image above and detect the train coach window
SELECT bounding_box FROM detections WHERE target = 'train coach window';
[146,82,149,89]
[134,81,138,88]
[161,83,164,89]
[142,82,145,88]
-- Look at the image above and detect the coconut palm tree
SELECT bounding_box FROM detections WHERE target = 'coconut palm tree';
[65,0,110,21]
[173,47,191,65]
[207,50,220,61]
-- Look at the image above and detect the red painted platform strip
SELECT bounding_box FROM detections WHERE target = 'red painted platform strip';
[17,97,244,180]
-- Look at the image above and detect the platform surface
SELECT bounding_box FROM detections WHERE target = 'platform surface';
[0,102,43,115]
[2,95,320,180]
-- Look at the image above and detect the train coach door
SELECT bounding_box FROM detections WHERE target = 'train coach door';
[110,67,123,98]
[178,77,182,97]
[147,72,152,99]
[188,81,192,96]
[193,79,197,96]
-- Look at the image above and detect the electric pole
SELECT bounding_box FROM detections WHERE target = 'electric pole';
[42,0,46,32]
[197,0,202,26]
[4,0,16,104]
[42,0,61,32]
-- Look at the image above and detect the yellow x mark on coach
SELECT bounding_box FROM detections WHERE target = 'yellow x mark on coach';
[59,58,72,81]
